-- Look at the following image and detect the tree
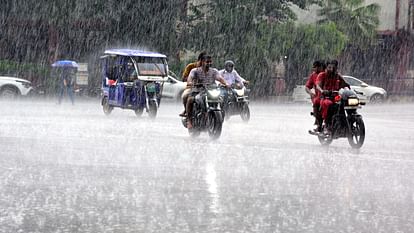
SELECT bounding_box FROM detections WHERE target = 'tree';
[184,0,348,96]
[318,0,380,46]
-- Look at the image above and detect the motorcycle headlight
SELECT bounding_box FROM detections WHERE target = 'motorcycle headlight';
[235,89,245,96]
[207,89,221,99]
[348,98,359,106]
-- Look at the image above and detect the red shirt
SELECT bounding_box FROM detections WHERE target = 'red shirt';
[316,72,349,91]
[305,72,321,104]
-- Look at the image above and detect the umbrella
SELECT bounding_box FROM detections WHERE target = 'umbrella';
[52,60,79,68]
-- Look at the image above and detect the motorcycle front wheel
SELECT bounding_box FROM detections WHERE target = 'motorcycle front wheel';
[240,103,250,122]
[347,117,365,149]
[207,111,223,140]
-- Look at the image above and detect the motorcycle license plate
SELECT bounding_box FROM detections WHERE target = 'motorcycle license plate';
[147,83,156,93]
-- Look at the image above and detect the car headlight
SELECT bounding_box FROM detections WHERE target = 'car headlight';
[348,98,359,106]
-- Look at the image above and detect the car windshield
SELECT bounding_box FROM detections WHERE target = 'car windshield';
[132,57,167,76]
[343,76,361,86]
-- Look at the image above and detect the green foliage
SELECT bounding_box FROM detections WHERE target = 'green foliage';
[185,0,346,96]
[281,22,347,91]
[1,0,350,97]
[0,60,50,82]
[318,0,380,46]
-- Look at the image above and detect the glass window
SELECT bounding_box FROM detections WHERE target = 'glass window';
[132,57,167,76]
[343,77,361,86]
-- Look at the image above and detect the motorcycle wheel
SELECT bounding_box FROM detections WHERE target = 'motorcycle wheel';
[347,117,365,149]
[147,102,157,119]
[208,111,223,140]
[220,103,229,121]
[240,103,250,122]
[188,127,201,137]
[102,97,113,116]
[318,126,333,146]
[224,110,230,121]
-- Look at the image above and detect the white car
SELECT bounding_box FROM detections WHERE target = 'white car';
[162,71,186,101]
[342,75,387,103]
[0,76,33,98]
[292,75,387,104]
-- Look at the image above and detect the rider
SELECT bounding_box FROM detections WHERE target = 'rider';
[219,60,248,88]
[305,60,326,133]
[185,55,229,129]
[219,60,249,109]
[179,51,206,117]
[316,60,350,132]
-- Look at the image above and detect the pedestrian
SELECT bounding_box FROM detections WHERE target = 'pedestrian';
[58,67,75,105]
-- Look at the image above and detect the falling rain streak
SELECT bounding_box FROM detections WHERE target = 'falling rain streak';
[1,0,414,232]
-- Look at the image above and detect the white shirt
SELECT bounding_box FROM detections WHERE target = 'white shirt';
[219,69,245,86]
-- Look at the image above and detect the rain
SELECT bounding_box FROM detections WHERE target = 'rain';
[1,0,414,232]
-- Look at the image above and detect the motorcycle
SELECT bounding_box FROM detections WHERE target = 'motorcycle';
[311,89,366,148]
[181,84,224,139]
[220,84,250,122]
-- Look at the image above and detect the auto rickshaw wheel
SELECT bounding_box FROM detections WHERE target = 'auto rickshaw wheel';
[147,103,157,119]
[135,108,144,117]
[102,97,113,115]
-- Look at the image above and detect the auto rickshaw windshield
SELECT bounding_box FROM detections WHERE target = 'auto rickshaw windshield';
[132,56,167,76]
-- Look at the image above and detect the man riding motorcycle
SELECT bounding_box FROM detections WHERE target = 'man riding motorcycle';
[218,60,249,107]
[185,55,229,129]
[219,60,248,87]
[316,60,350,133]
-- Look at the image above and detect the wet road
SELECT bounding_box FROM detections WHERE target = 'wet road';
[1,99,414,232]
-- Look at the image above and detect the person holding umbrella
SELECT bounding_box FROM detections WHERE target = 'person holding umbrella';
[52,60,77,105]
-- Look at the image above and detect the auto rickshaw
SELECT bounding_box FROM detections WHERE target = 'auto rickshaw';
[100,49,169,118]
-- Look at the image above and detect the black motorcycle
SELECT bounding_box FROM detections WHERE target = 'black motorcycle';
[181,84,224,139]
[312,89,366,148]
[220,84,250,122]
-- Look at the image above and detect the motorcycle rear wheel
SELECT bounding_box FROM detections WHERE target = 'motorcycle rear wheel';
[347,117,365,149]
[318,125,333,146]
[188,128,201,137]
[318,133,333,146]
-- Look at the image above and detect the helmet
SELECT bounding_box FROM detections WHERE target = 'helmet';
[224,60,234,72]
